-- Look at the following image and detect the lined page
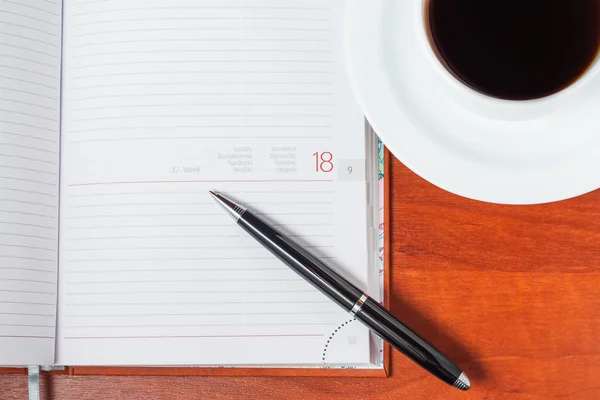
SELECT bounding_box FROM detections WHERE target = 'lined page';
[0,0,62,365]
[58,0,371,366]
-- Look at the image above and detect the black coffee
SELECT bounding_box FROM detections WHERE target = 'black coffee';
[426,0,600,100]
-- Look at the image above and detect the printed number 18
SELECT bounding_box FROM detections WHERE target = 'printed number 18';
[313,152,334,172]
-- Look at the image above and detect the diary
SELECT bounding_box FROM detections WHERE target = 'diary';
[0,0,384,370]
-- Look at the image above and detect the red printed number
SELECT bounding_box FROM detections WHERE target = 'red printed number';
[313,152,334,172]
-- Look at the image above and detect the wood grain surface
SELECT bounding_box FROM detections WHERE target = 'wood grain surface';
[2,155,600,399]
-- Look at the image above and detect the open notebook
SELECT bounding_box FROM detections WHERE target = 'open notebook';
[0,0,384,369]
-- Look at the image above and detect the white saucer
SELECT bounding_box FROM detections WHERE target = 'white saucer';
[345,0,600,204]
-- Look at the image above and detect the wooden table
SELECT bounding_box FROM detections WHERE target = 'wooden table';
[2,156,599,399]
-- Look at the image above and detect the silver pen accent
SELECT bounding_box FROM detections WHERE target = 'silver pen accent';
[453,372,471,390]
[349,293,368,316]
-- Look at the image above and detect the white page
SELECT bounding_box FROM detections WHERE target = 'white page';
[57,0,372,366]
[0,0,62,365]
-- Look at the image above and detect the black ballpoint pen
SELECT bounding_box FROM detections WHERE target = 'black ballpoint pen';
[210,191,470,391]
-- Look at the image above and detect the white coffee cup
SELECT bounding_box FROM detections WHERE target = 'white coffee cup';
[345,0,600,204]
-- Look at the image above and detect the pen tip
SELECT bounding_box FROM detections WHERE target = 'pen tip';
[453,372,471,391]
[208,191,246,221]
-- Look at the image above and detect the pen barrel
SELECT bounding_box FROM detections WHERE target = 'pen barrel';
[354,297,463,386]
[237,211,466,389]
[237,212,364,311]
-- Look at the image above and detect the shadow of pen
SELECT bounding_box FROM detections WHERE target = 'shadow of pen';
[387,290,487,382]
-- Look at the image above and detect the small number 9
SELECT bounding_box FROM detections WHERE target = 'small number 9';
[347,166,353,174]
